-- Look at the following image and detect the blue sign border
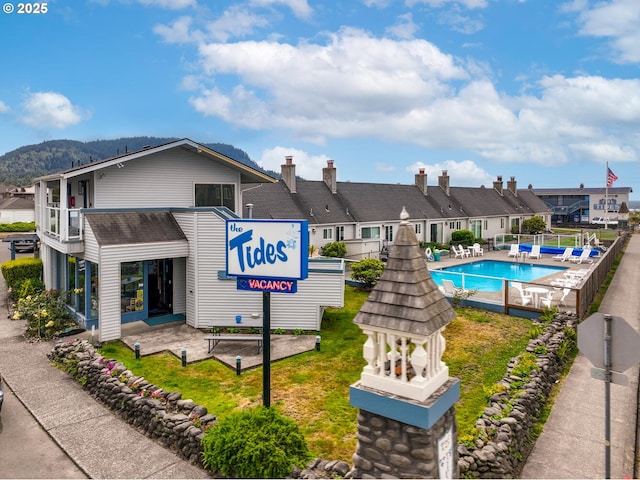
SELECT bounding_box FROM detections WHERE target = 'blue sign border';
[226,219,309,280]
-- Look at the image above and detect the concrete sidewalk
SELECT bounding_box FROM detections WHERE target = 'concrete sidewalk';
[521,233,640,479]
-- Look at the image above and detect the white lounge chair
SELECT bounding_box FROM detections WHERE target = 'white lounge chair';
[529,245,541,259]
[471,243,484,256]
[540,290,555,308]
[458,244,471,258]
[441,279,468,296]
[570,249,592,264]
[512,281,533,306]
[552,247,573,262]
[507,244,519,258]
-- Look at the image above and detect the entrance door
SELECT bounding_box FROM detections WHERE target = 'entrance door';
[148,259,173,316]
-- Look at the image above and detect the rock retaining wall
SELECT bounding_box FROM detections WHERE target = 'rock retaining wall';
[457,312,577,478]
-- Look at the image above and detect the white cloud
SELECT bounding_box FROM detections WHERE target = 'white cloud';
[249,0,313,19]
[20,92,88,129]
[136,0,196,9]
[182,23,640,169]
[0,101,9,113]
[408,159,494,187]
[258,146,331,180]
[385,13,419,40]
[154,16,202,44]
[406,0,488,9]
[205,5,270,42]
[572,0,640,64]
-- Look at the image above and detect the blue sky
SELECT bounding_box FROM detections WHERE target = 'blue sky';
[1,0,639,199]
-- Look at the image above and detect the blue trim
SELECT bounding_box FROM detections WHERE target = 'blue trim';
[349,379,460,429]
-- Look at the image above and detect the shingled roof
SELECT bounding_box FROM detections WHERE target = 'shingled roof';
[353,208,456,337]
[85,211,187,246]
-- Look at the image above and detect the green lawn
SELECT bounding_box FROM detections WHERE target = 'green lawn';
[99,286,533,462]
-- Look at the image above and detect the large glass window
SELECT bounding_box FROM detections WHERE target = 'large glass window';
[121,262,144,313]
[470,219,482,239]
[195,184,235,210]
[361,226,380,239]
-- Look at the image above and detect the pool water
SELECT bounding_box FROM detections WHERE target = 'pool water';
[430,260,567,292]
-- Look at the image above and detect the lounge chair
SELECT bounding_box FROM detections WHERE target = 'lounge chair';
[441,279,468,296]
[540,290,555,308]
[507,244,520,258]
[552,247,573,262]
[570,249,593,264]
[512,281,533,306]
[471,243,484,256]
[458,244,471,258]
[529,245,541,259]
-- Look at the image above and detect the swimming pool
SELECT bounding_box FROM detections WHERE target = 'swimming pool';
[430,260,567,292]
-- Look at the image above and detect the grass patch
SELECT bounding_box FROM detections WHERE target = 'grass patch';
[99,286,533,462]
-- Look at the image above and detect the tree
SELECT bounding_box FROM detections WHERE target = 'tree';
[522,216,547,234]
[350,258,385,289]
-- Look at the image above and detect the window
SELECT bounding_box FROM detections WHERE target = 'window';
[415,223,422,235]
[470,220,482,239]
[361,226,380,239]
[335,225,344,241]
[195,184,235,210]
[121,261,144,313]
[323,228,333,240]
[385,225,393,242]
[449,221,461,230]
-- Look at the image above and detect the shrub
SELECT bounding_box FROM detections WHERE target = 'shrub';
[0,222,36,232]
[319,241,346,258]
[1,257,43,297]
[522,216,547,234]
[13,289,76,340]
[350,258,385,288]
[450,229,474,246]
[201,406,311,478]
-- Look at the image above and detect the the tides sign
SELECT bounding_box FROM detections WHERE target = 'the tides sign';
[226,219,308,293]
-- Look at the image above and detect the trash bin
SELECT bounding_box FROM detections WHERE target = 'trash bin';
[434,252,441,261]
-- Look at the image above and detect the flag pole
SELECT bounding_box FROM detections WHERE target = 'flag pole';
[605,162,609,228]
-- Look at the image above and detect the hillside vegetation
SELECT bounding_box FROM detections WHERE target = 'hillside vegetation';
[0,137,275,186]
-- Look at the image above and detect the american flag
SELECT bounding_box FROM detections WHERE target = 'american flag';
[606,167,618,188]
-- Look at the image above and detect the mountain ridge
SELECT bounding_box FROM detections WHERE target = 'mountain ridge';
[0,137,275,186]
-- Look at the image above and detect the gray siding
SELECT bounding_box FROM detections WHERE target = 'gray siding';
[94,150,241,209]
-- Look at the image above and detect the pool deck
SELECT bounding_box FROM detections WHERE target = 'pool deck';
[426,245,600,311]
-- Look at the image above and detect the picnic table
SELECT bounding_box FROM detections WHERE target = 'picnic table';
[204,332,264,354]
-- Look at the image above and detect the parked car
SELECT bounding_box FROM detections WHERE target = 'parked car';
[591,217,618,226]
[0,371,4,412]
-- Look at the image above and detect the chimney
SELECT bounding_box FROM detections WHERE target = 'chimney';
[281,156,296,193]
[323,160,337,194]
[507,176,517,196]
[493,176,503,196]
[438,170,450,196]
[415,168,428,195]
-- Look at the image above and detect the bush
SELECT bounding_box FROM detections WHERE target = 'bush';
[201,406,311,478]
[451,229,474,246]
[13,289,76,340]
[319,241,346,258]
[1,257,43,298]
[350,258,385,288]
[522,215,547,234]
[0,222,36,232]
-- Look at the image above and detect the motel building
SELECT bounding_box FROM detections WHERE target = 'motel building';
[33,139,344,343]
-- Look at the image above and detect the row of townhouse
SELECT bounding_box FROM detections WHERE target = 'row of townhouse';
[32,139,345,342]
[243,157,552,260]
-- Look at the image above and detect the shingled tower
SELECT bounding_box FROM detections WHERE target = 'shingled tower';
[350,207,460,478]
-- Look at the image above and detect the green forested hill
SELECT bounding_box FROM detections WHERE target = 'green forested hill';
[0,137,275,186]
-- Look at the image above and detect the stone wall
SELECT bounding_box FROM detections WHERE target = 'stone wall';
[457,312,577,478]
[49,311,576,479]
[48,339,213,465]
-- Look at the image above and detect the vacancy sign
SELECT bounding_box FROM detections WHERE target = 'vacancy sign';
[226,219,308,293]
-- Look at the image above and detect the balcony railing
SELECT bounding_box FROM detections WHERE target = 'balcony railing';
[44,205,84,242]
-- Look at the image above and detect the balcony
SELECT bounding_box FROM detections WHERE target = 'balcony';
[42,205,85,253]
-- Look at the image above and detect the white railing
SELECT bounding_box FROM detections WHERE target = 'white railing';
[44,206,84,242]
[358,327,449,402]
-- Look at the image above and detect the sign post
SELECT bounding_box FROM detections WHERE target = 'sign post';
[226,219,308,407]
[578,312,640,479]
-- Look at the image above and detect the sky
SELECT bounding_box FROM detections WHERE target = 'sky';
[1,0,639,199]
